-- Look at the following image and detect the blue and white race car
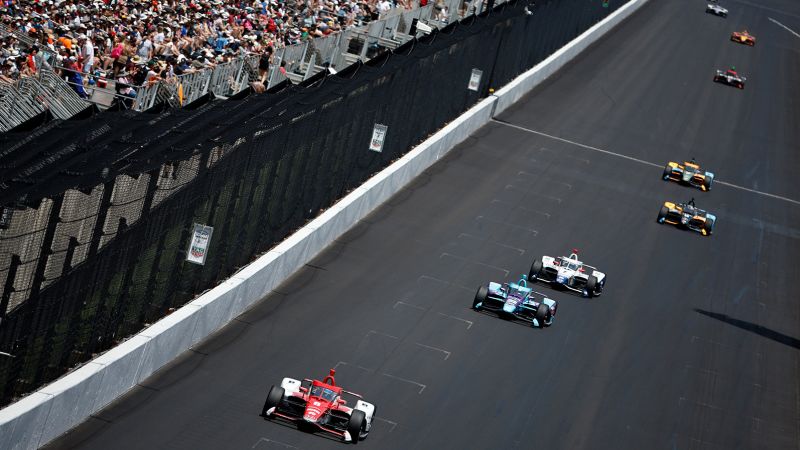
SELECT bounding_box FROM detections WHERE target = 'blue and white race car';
[472,276,557,328]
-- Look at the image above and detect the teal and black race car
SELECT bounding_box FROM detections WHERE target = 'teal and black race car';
[472,276,557,328]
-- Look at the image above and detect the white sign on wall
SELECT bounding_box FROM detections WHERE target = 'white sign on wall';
[468,68,483,91]
[369,124,388,152]
[186,223,214,265]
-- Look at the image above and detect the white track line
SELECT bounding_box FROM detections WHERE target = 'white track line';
[491,119,800,207]
[769,17,800,39]
[436,312,474,329]
[439,252,510,277]
[393,300,426,311]
[373,417,398,432]
[457,233,526,255]
[367,330,399,340]
[381,372,426,394]
[251,438,300,449]
[414,342,452,360]
[493,119,661,168]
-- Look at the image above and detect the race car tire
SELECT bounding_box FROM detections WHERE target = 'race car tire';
[704,218,715,236]
[657,206,669,224]
[348,409,366,444]
[662,164,672,180]
[359,405,374,440]
[738,83,744,89]
[534,303,551,326]
[473,285,488,310]
[704,176,713,190]
[585,276,598,298]
[713,76,720,82]
[261,385,284,417]
[529,260,543,282]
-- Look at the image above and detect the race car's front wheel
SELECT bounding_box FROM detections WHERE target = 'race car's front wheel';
[585,276,598,298]
[704,219,715,236]
[261,385,284,417]
[662,165,672,180]
[473,285,488,310]
[359,405,374,441]
[535,303,551,327]
[529,260,543,283]
[657,206,669,224]
[347,409,366,444]
[704,176,713,191]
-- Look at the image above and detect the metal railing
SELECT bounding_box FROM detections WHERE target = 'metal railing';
[0,68,89,133]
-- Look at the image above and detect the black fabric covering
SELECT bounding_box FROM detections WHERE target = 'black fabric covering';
[0,0,628,405]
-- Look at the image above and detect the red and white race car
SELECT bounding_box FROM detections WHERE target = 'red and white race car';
[261,369,376,444]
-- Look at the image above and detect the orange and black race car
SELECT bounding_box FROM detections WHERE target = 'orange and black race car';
[731,30,756,46]
[657,198,716,236]
[662,159,714,191]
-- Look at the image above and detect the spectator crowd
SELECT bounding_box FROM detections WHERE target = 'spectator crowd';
[0,0,424,100]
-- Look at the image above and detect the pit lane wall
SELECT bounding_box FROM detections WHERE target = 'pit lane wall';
[0,0,648,447]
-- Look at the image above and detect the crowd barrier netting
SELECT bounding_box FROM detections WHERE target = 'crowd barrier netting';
[0,0,629,406]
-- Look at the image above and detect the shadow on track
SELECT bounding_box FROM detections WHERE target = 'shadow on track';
[694,308,800,350]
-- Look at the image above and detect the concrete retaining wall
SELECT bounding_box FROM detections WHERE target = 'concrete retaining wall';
[0,0,647,447]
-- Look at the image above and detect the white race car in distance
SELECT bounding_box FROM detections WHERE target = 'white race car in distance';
[528,250,606,298]
[706,4,728,17]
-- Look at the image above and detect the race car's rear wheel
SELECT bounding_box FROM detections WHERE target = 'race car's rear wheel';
[347,409,366,444]
[261,385,284,417]
[662,165,672,180]
[534,303,551,327]
[529,260,543,282]
[585,276,598,298]
[473,285,487,310]
[657,206,669,224]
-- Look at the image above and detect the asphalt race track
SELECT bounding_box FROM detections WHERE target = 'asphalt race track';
[47,0,800,449]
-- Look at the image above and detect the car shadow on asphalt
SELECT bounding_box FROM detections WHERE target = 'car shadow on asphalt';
[694,308,800,350]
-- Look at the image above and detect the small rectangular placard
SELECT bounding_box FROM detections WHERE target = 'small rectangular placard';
[186,223,214,265]
[468,68,483,91]
[369,124,388,152]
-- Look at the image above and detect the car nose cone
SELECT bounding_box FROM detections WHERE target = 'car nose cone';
[304,406,322,423]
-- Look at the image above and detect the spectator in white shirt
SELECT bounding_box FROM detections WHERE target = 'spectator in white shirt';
[78,34,94,74]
